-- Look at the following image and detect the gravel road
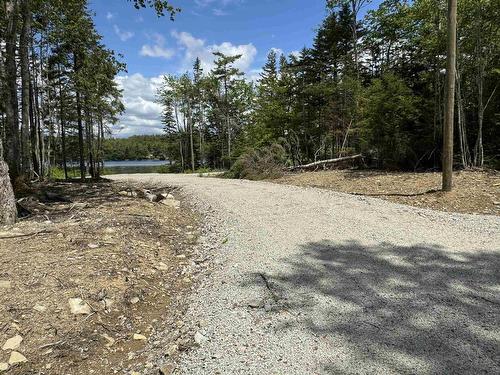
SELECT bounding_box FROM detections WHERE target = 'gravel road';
[110,174,500,375]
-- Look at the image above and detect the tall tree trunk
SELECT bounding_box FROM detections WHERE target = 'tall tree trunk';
[35,37,46,178]
[29,43,40,177]
[223,77,231,166]
[473,61,485,167]
[58,70,68,180]
[351,0,359,78]
[96,117,103,179]
[455,68,471,168]
[73,53,85,181]
[188,106,195,171]
[179,138,184,172]
[199,122,205,167]
[4,0,20,180]
[20,0,32,177]
[29,66,41,176]
[86,110,95,180]
[442,0,457,191]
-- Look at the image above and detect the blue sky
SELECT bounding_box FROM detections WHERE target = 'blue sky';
[89,0,381,137]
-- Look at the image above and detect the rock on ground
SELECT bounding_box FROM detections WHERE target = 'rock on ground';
[2,335,22,351]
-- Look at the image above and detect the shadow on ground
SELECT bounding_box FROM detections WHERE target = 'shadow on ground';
[254,241,500,374]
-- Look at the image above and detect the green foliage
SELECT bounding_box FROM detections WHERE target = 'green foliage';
[156,53,254,171]
[103,135,167,160]
[130,0,180,19]
[48,167,66,180]
[361,74,421,169]
[225,144,287,180]
[152,0,499,174]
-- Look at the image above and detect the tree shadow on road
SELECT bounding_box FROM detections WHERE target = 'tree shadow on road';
[262,241,500,374]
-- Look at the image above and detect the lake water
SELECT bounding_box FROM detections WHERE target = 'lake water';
[103,160,169,175]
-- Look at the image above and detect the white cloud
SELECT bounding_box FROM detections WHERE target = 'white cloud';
[140,33,176,59]
[194,0,243,17]
[171,30,257,73]
[195,0,242,7]
[113,74,165,137]
[270,47,284,56]
[140,45,175,59]
[213,8,228,16]
[113,25,134,42]
[247,68,262,82]
[106,12,114,20]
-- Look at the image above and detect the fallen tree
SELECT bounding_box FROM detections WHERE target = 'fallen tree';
[289,154,363,172]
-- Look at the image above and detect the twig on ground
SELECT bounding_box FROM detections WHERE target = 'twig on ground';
[0,229,53,239]
[39,340,66,350]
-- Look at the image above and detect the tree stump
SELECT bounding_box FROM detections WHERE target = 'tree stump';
[0,160,17,225]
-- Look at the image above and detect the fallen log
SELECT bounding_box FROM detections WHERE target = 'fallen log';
[289,154,363,171]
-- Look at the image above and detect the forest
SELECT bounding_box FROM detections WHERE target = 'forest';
[103,135,168,161]
[0,0,128,183]
[0,0,175,223]
[1,0,499,224]
[0,1,498,373]
[157,0,499,173]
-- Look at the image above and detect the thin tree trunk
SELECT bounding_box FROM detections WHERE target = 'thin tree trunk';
[29,63,41,176]
[455,68,471,168]
[474,62,485,167]
[36,36,46,178]
[4,0,20,180]
[20,0,32,177]
[100,118,105,175]
[224,77,231,165]
[58,68,68,179]
[29,43,40,177]
[188,106,195,171]
[199,124,204,167]
[351,0,359,78]
[179,139,184,171]
[74,53,85,181]
[96,117,103,179]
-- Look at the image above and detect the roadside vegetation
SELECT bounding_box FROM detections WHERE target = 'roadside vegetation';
[156,0,499,175]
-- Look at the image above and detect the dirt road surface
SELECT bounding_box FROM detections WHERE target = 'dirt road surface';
[110,174,500,375]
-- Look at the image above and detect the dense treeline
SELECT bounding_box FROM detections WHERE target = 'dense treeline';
[103,135,168,161]
[158,0,499,171]
[158,55,253,171]
[0,0,176,224]
[0,0,126,183]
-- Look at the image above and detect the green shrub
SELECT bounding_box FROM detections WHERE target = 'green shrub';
[49,166,66,180]
[225,143,286,180]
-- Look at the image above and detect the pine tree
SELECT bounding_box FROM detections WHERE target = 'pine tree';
[211,51,245,166]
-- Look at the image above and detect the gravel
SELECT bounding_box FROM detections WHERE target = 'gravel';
[110,174,500,375]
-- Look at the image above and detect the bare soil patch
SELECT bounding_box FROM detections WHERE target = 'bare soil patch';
[0,181,201,374]
[275,170,500,215]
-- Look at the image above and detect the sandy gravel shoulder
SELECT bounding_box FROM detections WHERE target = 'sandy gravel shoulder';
[111,174,500,375]
[275,169,500,216]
